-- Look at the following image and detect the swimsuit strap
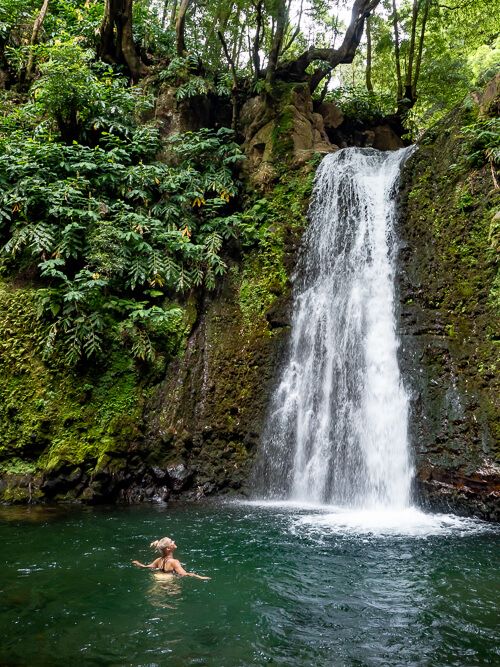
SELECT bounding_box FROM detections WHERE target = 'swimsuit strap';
[160,556,173,572]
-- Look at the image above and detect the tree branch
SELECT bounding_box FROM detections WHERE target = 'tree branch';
[281,0,303,56]
[273,0,381,87]
[217,30,239,130]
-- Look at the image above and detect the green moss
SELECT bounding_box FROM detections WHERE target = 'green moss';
[265,82,313,162]
[239,249,287,329]
[403,94,500,463]
[238,166,314,331]
[1,486,32,503]
[0,281,143,476]
[0,458,37,475]
[271,107,295,161]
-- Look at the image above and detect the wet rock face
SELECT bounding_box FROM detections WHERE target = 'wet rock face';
[140,272,292,500]
[317,102,344,130]
[324,114,406,151]
[154,85,231,138]
[9,461,194,505]
[396,105,500,520]
[0,141,310,507]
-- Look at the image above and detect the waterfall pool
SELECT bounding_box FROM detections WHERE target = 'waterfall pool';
[1,501,498,666]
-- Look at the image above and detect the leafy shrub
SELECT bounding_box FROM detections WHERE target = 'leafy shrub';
[462,117,500,168]
[0,94,245,364]
[323,85,394,122]
[158,55,232,100]
[27,40,152,142]
[132,1,175,58]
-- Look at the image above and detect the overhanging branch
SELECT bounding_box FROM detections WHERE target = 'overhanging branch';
[272,0,381,88]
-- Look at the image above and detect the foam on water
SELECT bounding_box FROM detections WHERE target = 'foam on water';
[240,499,495,538]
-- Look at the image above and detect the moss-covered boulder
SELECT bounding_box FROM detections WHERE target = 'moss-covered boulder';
[240,83,336,187]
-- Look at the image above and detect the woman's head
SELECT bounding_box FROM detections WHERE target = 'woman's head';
[150,537,177,554]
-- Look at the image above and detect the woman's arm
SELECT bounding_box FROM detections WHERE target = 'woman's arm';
[172,559,210,580]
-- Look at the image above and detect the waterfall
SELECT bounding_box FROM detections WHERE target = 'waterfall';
[256,147,414,509]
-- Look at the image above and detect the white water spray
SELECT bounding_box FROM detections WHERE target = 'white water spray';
[257,147,414,509]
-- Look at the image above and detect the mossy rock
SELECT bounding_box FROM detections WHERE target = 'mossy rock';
[398,93,500,517]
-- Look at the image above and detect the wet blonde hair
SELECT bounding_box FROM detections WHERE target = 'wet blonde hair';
[150,537,175,553]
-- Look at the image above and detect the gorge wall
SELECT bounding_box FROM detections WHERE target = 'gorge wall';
[397,90,499,520]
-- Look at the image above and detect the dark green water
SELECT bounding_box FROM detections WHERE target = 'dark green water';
[0,501,499,667]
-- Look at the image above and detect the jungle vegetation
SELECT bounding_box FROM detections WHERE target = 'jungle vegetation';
[0,0,498,365]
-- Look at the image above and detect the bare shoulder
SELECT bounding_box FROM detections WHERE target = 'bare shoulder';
[168,558,187,574]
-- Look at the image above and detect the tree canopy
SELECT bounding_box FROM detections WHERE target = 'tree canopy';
[0,0,497,123]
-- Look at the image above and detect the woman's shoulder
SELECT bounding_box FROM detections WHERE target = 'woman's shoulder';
[163,557,180,570]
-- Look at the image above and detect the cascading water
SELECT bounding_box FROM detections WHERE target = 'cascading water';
[256,146,414,510]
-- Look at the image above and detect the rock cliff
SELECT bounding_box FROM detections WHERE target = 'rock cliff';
[397,92,499,519]
[0,82,497,519]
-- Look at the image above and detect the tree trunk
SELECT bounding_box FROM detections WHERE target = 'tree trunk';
[273,0,381,89]
[365,15,373,93]
[170,0,178,28]
[398,0,430,113]
[405,0,419,93]
[252,1,264,79]
[98,0,147,81]
[204,4,232,68]
[25,0,50,81]
[231,1,245,67]
[266,0,288,85]
[217,30,239,130]
[176,0,191,56]
[121,0,146,81]
[161,0,169,29]
[391,0,403,102]
[281,0,303,57]
[99,0,119,63]
[413,0,431,100]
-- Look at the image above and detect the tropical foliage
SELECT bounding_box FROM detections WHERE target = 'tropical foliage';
[0,41,245,364]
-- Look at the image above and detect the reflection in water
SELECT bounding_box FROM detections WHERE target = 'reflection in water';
[147,573,182,609]
[0,505,69,524]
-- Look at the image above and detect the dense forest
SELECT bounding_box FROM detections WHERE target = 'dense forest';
[0,0,498,513]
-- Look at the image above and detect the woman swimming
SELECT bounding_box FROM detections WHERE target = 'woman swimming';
[132,536,210,580]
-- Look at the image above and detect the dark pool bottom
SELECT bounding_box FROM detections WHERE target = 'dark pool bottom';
[0,501,498,666]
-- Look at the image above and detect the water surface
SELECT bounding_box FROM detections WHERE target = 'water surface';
[0,502,498,666]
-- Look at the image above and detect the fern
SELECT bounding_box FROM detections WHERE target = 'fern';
[0,101,245,364]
